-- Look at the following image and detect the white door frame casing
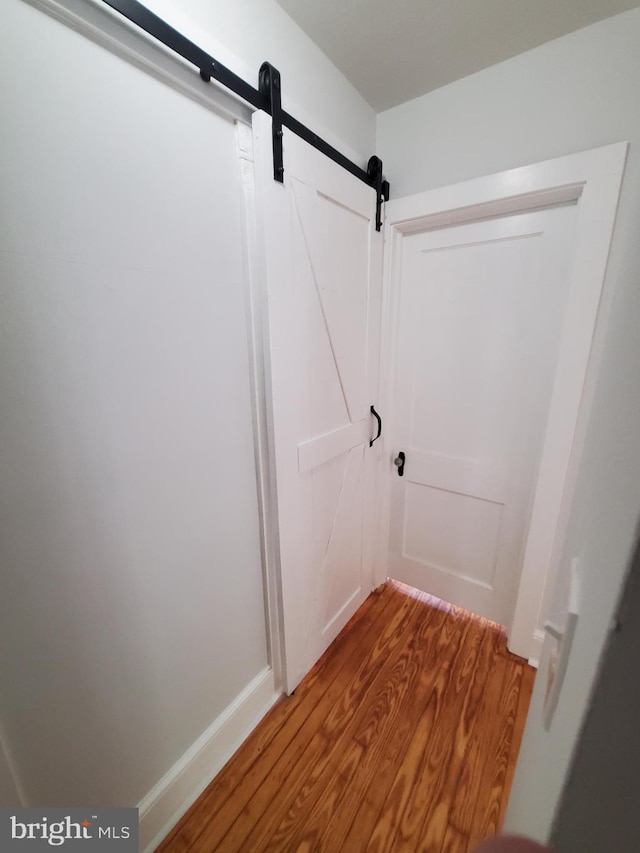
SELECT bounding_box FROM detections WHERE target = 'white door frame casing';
[379,142,628,661]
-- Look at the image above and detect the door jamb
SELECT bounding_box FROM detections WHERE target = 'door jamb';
[236,118,286,693]
[378,142,628,661]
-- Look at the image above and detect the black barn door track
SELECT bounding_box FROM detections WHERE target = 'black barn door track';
[102,0,390,229]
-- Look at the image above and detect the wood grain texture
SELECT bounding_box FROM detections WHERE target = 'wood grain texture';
[156,581,535,853]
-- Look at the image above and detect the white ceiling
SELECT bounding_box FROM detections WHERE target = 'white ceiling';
[275,0,640,111]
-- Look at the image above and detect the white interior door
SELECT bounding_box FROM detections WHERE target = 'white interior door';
[254,113,383,692]
[388,205,577,626]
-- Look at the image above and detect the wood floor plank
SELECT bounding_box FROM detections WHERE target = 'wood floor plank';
[415,624,501,853]
[441,823,470,853]
[466,657,524,849]
[315,598,458,852]
[393,618,496,853]
[265,594,448,852]
[447,633,517,839]
[154,583,535,853]
[188,590,400,852]
[335,600,469,853]
[497,662,536,830]
[196,586,425,852]
[158,584,396,852]
[363,610,482,853]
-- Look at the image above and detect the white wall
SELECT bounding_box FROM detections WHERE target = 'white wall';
[0,0,266,807]
[377,8,640,199]
[142,0,376,164]
[0,0,375,843]
[378,8,640,841]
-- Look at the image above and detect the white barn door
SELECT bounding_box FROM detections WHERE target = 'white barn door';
[253,113,383,693]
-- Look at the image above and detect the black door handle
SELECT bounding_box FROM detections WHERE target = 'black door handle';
[370,405,382,447]
[394,451,405,477]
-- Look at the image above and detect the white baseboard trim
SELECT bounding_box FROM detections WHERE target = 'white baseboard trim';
[528,629,546,669]
[139,666,279,853]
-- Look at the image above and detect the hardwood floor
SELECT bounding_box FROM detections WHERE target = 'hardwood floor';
[157,581,535,853]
